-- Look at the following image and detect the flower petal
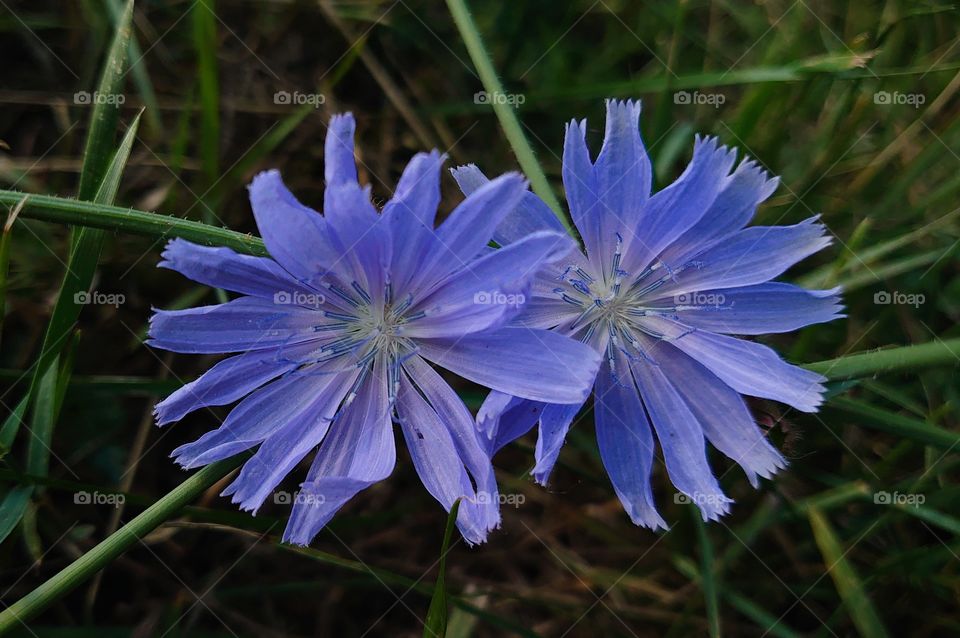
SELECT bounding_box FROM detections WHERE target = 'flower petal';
[449,164,565,245]
[417,326,600,404]
[147,297,322,354]
[594,99,652,234]
[654,349,785,487]
[323,113,359,194]
[476,391,544,455]
[249,169,332,282]
[623,136,736,274]
[663,283,844,335]
[532,399,586,485]
[154,348,303,426]
[659,157,778,266]
[158,239,308,299]
[629,345,732,522]
[594,354,666,529]
[404,355,501,533]
[396,367,496,544]
[405,231,575,339]
[641,315,826,412]
[221,369,358,512]
[170,372,333,468]
[655,217,831,298]
[282,366,395,546]
[413,173,526,291]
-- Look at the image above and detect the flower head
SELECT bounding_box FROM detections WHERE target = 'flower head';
[149,113,599,545]
[453,100,843,527]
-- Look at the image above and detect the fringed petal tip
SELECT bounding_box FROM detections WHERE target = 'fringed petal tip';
[248,168,282,192]
[624,501,669,532]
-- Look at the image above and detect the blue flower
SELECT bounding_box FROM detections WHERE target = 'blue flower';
[148,113,599,545]
[452,100,843,527]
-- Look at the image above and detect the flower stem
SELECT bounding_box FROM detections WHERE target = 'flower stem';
[0,190,267,257]
[444,0,570,233]
[805,338,960,379]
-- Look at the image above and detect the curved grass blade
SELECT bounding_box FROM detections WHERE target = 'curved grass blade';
[808,507,890,638]
[424,499,462,638]
[444,0,567,229]
[0,113,142,543]
[0,455,246,634]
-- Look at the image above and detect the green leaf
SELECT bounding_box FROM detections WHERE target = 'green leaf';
[808,507,890,638]
[424,499,462,638]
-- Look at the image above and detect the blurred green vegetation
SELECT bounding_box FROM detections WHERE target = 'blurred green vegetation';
[0,0,958,636]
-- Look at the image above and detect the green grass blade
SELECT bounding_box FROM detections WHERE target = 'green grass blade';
[693,514,721,638]
[424,499,462,638]
[808,507,890,638]
[76,0,135,201]
[0,455,246,633]
[106,0,161,135]
[444,0,568,230]
[828,397,960,450]
[192,0,221,224]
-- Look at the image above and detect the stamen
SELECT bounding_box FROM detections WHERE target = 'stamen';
[351,281,372,305]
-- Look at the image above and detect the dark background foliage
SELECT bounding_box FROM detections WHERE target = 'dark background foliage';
[1,0,958,635]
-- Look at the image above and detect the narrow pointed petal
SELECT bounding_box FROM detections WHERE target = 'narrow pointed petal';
[404,356,500,533]
[396,369,495,545]
[283,368,395,546]
[158,239,309,300]
[417,327,600,404]
[171,372,331,468]
[642,315,826,412]
[594,356,667,529]
[630,349,732,522]
[656,217,832,298]
[155,349,301,425]
[323,112,358,191]
[659,157,778,266]
[249,169,331,282]
[147,297,322,354]
[663,283,844,335]
[222,370,358,512]
[594,99,652,232]
[655,350,785,487]
[623,136,736,273]
[450,164,565,245]
[532,400,586,485]
[406,231,575,338]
